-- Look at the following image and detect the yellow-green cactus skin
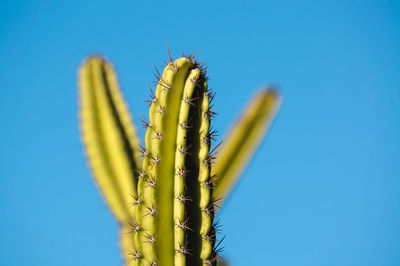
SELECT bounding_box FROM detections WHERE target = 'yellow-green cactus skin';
[78,54,280,266]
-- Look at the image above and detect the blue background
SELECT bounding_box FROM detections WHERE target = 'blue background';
[1,1,399,265]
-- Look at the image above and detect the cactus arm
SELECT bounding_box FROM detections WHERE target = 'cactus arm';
[212,89,281,204]
[79,56,141,224]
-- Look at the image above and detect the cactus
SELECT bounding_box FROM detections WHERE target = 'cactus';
[79,53,280,266]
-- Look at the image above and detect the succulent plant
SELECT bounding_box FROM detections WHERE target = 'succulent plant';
[78,53,280,266]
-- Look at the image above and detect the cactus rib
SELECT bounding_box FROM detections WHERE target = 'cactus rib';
[173,68,200,265]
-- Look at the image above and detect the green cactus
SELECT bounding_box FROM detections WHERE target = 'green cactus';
[79,53,280,266]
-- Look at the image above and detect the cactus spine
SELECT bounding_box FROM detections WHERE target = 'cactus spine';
[79,52,280,266]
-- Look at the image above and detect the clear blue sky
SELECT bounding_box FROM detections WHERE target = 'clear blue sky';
[1,1,399,265]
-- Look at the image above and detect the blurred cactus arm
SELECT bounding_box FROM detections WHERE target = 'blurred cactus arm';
[213,89,281,204]
[79,56,141,224]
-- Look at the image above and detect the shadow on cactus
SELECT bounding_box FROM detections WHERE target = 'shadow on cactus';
[78,52,280,266]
